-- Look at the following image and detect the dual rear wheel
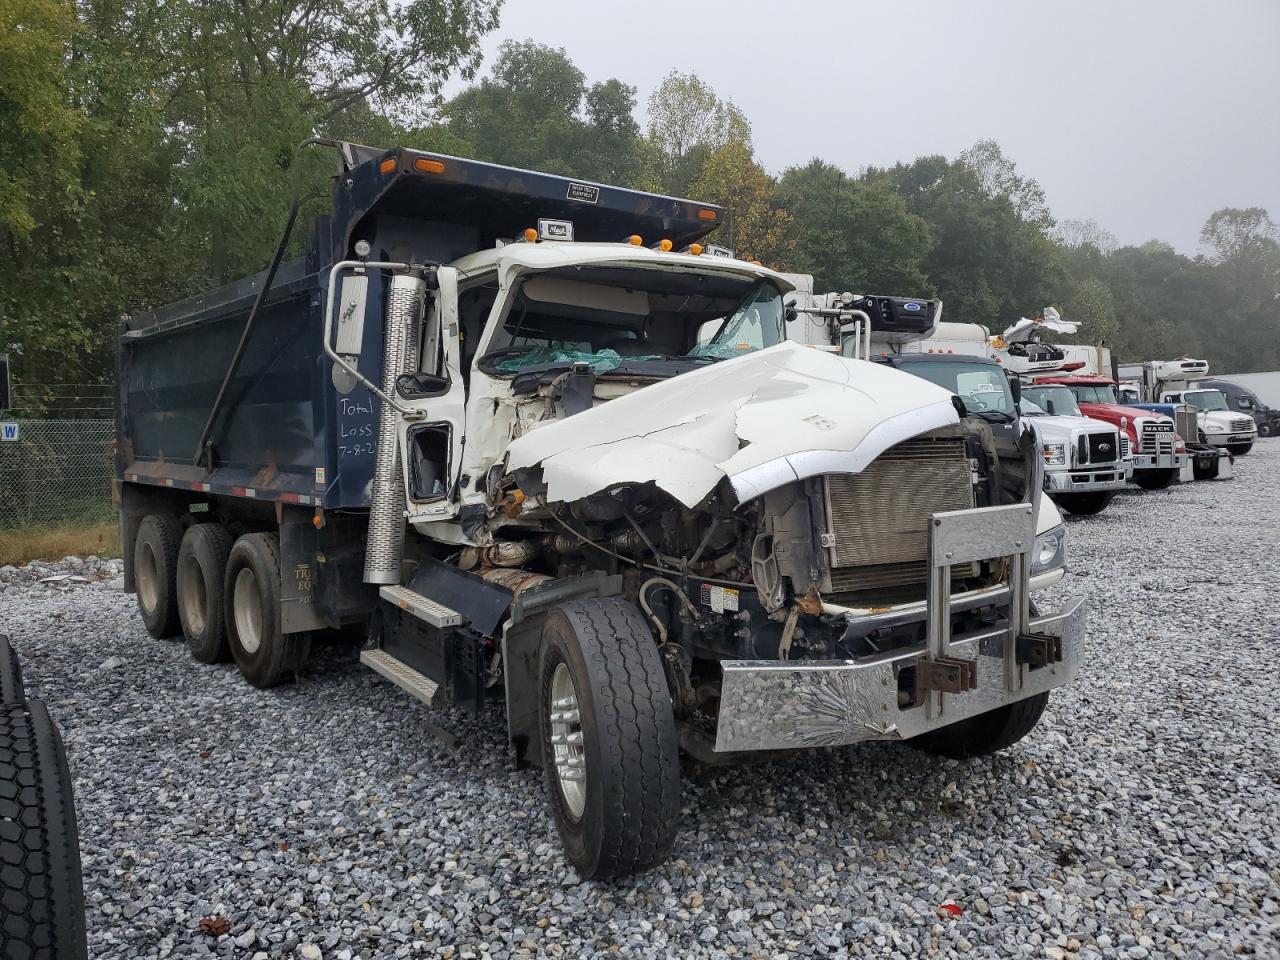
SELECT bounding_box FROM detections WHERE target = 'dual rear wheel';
[133,515,307,687]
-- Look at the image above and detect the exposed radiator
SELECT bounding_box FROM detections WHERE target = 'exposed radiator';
[823,436,976,594]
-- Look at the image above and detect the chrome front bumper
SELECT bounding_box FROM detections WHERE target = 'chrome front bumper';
[714,597,1084,752]
[1045,466,1130,493]
[1132,452,1188,471]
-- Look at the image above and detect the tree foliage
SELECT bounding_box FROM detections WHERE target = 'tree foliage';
[3,26,1278,395]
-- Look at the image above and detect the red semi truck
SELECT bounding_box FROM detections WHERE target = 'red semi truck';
[1032,374,1189,490]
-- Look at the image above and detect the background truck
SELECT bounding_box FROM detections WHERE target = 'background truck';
[1195,378,1280,437]
[1031,374,1190,489]
[116,142,1083,878]
[850,317,1133,516]
[1117,360,1257,456]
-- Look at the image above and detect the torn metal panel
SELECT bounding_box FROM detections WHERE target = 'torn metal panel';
[505,342,960,507]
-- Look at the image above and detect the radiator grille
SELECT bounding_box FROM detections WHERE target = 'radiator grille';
[1230,418,1252,432]
[1120,436,1131,459]
[824,437,975,573]
[1084,431,1120,464]
[1173,409,1198,443]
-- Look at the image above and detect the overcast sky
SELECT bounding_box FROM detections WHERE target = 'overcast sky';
[450,0,1280,254]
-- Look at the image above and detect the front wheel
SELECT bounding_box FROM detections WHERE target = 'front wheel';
[1053,491,1114,516]
[1133,469,1178,490]
[1227,442,1253,456]
[538,597,681,878]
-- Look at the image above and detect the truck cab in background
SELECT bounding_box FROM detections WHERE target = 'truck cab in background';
[1196,378,1280,438]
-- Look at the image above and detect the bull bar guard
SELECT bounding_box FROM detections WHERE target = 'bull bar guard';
[714,503,1085,752]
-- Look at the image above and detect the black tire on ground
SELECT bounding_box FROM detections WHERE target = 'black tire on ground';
[913,691,1051,760]
[1053,491,1114,516]
[1133,469,1179,490]
[1,636,23,704]
[0,700,88,960]
[1258,423,1272,438]
[223,533,309,688]
[134,513,183,639]
[538,596,681,879]
[177,524,234,664]
[1192,458,1218,481]
[1227,442,1252,456]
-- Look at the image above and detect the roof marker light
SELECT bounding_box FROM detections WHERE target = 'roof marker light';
[657,239,673,252]
[522,227,538,243]
[688,243,704,256]
[627,235,643,245]
[414,157,446,174]
[379,157,397,174]
[697,208,718,221]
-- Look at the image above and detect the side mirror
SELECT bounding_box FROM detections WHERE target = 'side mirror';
[1008,377,1022,405]
[396,371,450,399]
[784,305,798,323]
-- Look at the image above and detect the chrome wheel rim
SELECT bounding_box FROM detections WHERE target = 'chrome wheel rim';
[233,568,263,655]
[137,542,159,613]
[179,556,206,635]
[549,663,586,818]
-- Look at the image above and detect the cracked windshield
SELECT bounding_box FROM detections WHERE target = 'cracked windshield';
[482,270,786,374]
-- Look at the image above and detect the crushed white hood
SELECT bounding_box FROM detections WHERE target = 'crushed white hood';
[506,342,960,507]
[1002,308,1078,344]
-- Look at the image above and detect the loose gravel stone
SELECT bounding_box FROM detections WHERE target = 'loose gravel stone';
[1,444,1278,958]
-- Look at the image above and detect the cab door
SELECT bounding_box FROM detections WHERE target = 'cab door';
[397,266,467,522]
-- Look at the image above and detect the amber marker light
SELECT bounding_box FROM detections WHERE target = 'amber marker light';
[627,235,643,245]
[697,208,718,220]
[379,157,397,174]
[414,157,446,174]
[689,243,704,256]
[657,239,673,252]
[522,227,538,242]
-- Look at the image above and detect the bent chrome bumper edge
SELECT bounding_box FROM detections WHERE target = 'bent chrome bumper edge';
[714,596,1085,753]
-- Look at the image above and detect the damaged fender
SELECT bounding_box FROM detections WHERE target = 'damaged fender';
[505,342,960,506]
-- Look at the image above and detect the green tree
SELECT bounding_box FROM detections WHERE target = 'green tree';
[773,159,933,294]
[690,140,792,266]
[645,71,750,196]
[444,41,645,185]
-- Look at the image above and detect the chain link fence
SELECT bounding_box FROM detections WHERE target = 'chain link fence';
[1,382,116,530]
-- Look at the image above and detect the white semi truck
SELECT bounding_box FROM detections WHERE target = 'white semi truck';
[1118,360,1257,456]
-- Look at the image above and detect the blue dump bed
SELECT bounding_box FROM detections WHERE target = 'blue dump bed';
[116,146,722,510]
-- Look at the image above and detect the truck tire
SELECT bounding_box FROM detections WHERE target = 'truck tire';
[538,597,681,879]
[0,700,88,960]
[1227,442,1252,456]
[1,636,24,704]
[134,513,182,639]
[913,691,1051,760]
[1053,491,1113,516]
[1258,422,1272,438]
[223,533,309,689]
[1133,469,1178,490]
[177,524,234,664]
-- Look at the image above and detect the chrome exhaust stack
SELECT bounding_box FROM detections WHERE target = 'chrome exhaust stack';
[363,272,425,585]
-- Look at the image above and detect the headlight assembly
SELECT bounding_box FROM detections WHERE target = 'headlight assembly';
[1205,422,1226,433]
[1042,443,1067,466]
[1031,525,1067,576]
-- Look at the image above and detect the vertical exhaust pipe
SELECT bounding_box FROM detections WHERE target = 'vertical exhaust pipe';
[364,272,424,585]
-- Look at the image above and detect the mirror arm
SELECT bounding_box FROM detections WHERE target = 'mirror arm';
[323,260,433,418]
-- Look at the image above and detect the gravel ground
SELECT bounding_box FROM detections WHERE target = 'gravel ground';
[2,444,1279,960]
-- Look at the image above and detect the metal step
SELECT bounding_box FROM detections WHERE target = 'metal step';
[360,648,440,706]
[379,584,464,628]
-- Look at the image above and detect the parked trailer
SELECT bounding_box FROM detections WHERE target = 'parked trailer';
[117,143,1084,877]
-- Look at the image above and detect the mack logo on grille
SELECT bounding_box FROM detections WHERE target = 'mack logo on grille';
[1143,421,1173,432]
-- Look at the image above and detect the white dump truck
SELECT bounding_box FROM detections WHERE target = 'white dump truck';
[116,146,1085,878]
